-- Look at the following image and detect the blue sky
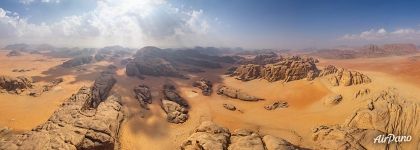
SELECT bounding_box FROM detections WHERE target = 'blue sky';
[0,0,419,49]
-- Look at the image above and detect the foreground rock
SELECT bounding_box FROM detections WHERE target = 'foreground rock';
[313,88,420,149]
[133,85,152,109]
[61,55,93,68]
[0,75,33,94]
[180,121,301,150]
[0,87,124,149]
[264,101,288,110]
[217,85,263,101]
[192,78,213,96]
[319,65,371,86]
[232,56,319,82]
[161,84,189,123]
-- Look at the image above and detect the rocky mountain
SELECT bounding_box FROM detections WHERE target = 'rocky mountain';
[231,56,319,82]
[61,55,94,68]
[126,46,239,79]
[311,43,418,59]
[0,75,33,94]
[161,84,189,123]
[319,65,371,86]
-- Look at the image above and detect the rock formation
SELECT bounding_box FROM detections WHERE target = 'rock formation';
[0,75,33,94]
[319,65,371,86]
[225,66,238,75]
[133,85,152,109]
[29,78,64,97]
[243,52,281,65]
[354,88,370,99]
[192,78,213,96]
[323,94,343,106]
[0,87,124,149]
[313,88,420,149]
[180,121,301,150]
[82,71,117,110]
[217,85,263,101]
[264,101,288,110]
[6,50,22,57]
[232,56,319,82]
[125,57,186,79]
[61,55,93,68]
[223,103,236,111]
[161,84,189,123]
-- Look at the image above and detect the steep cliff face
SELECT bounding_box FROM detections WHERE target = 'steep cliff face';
[231,56,319,82]
[313,88,420,150]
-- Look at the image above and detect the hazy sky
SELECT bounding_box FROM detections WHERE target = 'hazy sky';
[0,0,419,49]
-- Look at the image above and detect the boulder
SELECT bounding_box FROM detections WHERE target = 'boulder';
[323,94,343,106]
[161,100,188,124]
[217,86,263,101]
[264,101,288,110]
[223,103,236,111]
[192,78,213,96]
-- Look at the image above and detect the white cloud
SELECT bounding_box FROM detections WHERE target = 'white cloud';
[341,27,420,43]
[0,0,220,48]
[19,0,60,5]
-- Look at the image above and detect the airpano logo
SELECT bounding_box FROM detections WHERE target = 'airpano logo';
[374,134,412,144]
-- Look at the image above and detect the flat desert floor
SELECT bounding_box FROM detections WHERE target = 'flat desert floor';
[1,51,420,149]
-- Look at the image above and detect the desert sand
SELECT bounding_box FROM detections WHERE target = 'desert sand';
[1,50,419,149]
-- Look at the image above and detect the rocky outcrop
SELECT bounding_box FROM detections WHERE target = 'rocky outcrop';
[161,84,189,123]
[264,101,288,110]
[313,88,420,149]
[133,85,152,109]
[217,86,263,101]
[354,88,370,99]
[6,50,22,57]
[0,75,33,94]
[61,55,93,68]
[180,121,301,150]
[82,71,116,110]
[0,86,124,150]
[225,66,238,75]
[29,78,64,97]
[320,65,371,86]
[192,78,213,96]
[232,56,319,82]
[223,103,236,111]
[323,94,343,106]
[244,52,281,65]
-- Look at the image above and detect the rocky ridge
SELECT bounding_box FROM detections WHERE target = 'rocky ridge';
[161,84,189,123]
[217,85,263,101]
[319,65,371,86]
[180,121,302,150]
[133,85,152,109]
[0,73,123,149]
[192,78,213,96]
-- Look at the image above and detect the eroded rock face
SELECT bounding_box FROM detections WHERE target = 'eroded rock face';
[264,101,288,110]
[82,71,116,110]
[320,65,371,86]
[313,88,420,150]
[181,121,231,150]
[232,56,319,82]
[0,87,124,150]
[133,85,152,109]
[180,121,301,150]
[0,75,33,94]
[217,85,263,101]
[192,78,213,96]
[61,55,93,68]
[161,84,189,123]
